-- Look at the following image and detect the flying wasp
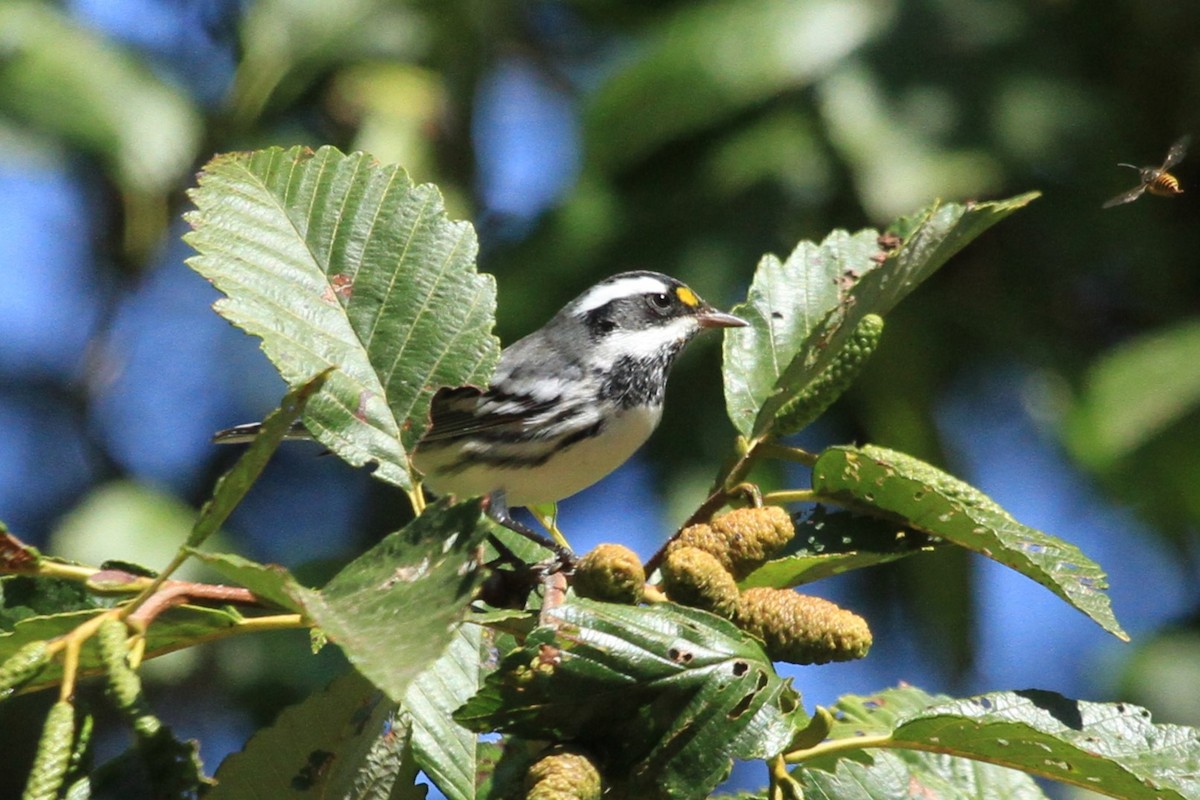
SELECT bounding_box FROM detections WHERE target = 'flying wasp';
[1103,135,1191,208]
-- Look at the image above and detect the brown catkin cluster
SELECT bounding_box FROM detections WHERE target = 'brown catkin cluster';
[654,506,871,665]
[659,547,739,618]
[734,587,873,665]
[668,506,794,580]
[573,544,645,604]
[523,748,603,800]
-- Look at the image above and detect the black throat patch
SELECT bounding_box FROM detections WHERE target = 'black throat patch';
[598,352,677,408]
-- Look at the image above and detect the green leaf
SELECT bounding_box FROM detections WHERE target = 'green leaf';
[191,372,329,549]
[456,599,803,800]
[1,576,97,631]
[585,0,894,170]
[209,669,418,800]
[724,193,1039,439]
[723,228,879,439]
[185,551,306,613]
[0,606,241,691]
[0,1,200,194]
[806,686,1200,800]
[294,499,493,703]
[740,508,936,589]
[797,749,1049,799]
[405,624,482,800]
[184,145,500,490]
[811,444,1126,640]
[1064,316,1200,471]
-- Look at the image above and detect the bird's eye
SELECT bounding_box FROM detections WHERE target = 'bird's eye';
[648,293,672,310]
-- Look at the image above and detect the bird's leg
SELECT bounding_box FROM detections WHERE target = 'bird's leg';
[484,491,574,573]
[526,502,569,550]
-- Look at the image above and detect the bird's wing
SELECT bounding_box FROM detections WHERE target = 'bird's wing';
[419,385,562,443]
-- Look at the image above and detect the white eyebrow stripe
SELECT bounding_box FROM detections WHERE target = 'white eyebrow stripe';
[571,275,672,314]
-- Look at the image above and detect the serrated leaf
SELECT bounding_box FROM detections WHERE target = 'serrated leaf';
[294,499,493,703]
[723,229,879,438]
[209,669,414,800]
[724,193,1039,439]
[811,444,1126,640]
[192,372,329,549]
[456,599,803,800]
[405,624,481,800]
[740,508,936,589]
[184,145,500,490]
[186,551,306,612]
[805,686,1200,800]
[797,749,1049,800]
[0,1,200,194]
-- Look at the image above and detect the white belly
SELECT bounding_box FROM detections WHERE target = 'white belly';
[417,405,662,506]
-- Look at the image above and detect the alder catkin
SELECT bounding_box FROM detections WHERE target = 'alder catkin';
[573,544,645,604]
[0,641,50,699]
[774,313,884,436]
[735,588,872,665]
[668,506,795,580]
[523,748,602,800]
[23,700,75,800]
[660,546,740,618]
[709,506,795,579]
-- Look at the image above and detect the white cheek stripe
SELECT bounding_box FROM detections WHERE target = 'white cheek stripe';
[572,275,672,314]
[597,316,697,360]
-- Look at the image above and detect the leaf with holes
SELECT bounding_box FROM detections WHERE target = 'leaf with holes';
[797,749,1049,799]
[811,444,1126,640]
[799,685,1200,800]
[456,599,804,800]
[740,507,937,589]
[209,669,422,800]
[185,145,500,490]
[724,193,1038,439]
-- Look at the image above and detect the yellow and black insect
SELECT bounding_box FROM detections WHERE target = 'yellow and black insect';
[1103,135,1191,208]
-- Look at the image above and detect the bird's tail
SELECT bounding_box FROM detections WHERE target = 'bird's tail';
[212,420,310,444]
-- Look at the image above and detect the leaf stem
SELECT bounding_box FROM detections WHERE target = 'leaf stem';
[408,484,427,516]
[761,489,819,505]
[645,433,774,574]
[24,561,101,583]
[768,753,804,800]
[126,581,261,629]
[784,733,893,763]
[756,441,819,466]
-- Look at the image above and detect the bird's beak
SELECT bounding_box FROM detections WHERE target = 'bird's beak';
[696,307,749,329]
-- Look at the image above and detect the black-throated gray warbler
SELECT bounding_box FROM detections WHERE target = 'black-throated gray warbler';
[215,271,744,513]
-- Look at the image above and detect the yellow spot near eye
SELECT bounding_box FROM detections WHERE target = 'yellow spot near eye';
[675,286,700,307]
